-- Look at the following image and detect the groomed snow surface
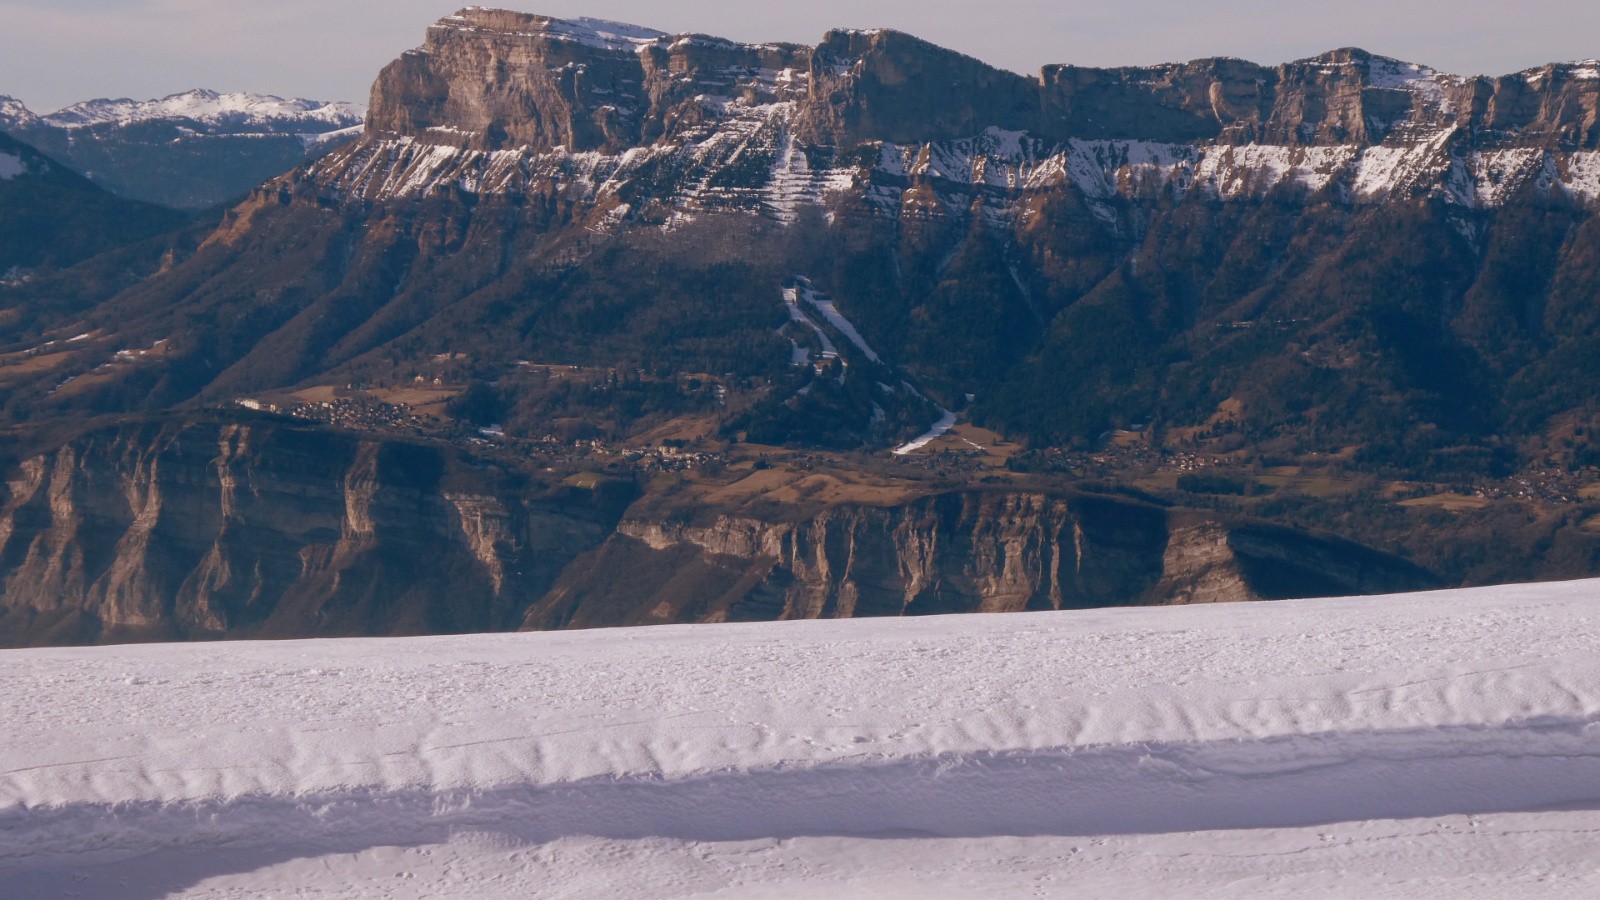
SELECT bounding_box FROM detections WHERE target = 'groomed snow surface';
[5,580,1600,897]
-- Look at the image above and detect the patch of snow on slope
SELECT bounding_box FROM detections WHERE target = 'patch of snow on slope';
[1559,151,1600,202]
[1560,60,1600,80]
[1367,55,1453,114]
[0,152,24,180]
[765,122,856,223]
[782,284,839,362]
[542,16,669,51]
[796,279,880,363]
[1191,144,1357,197]
[1470,149,1548,206]
[297,123,366,151]
[1058,139,1196,199]
[1351,127,1457,199]
[893,405,957,455]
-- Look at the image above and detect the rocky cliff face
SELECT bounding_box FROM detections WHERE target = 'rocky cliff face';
[525,493,1436,631]
[0,415,1436,647]
[329,9,1600,216]
[0,417,618,647]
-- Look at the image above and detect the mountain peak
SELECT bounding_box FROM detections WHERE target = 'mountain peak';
[0,95,41,131]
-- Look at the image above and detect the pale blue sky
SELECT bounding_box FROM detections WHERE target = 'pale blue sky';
[3,1,1598,111]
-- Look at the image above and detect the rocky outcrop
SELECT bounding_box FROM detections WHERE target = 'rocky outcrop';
[367,11,1600,155]
[0,417,618,647]
[368,10,809,153]
[524,493,1437,631]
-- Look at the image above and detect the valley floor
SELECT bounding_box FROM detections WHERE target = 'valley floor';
[4,581,1600,897]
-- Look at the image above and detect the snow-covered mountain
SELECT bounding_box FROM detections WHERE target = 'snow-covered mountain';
[0,91,365,208]
[41,89,363,134]
[0,95,41,132]
[4,578,1599,896]
[320,13,1600,218]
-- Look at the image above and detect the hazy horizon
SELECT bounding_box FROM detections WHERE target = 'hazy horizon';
[3,0,1599,111]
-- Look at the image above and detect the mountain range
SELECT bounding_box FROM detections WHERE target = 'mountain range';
[1,8,1597,646]
[0,90,364,209]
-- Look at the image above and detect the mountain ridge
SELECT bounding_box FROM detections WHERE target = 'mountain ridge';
[2,8,1598,645]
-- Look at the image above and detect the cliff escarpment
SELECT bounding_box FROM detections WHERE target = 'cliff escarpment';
[525,492,1437,631]
[368,10,1600,154]
[0,417,620,647]
[0,415,1438,648]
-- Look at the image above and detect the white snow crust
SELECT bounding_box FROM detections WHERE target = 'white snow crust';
[6,579,1600,897]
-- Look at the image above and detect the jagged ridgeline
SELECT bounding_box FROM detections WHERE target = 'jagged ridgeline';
[2,8,1599,645]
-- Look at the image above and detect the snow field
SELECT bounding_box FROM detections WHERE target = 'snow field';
[4,579,1600,896]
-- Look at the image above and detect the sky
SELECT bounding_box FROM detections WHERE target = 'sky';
[3,0,1599,111]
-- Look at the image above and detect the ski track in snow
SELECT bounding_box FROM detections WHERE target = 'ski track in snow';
[780,276,954,453]
[794,279,880,363]
[892,380,958,455]
[5,580,1600,896]
[781,285,838,362]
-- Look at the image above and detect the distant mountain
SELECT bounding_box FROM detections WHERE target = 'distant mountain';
[0,131,186,275]
[0,90,365,209]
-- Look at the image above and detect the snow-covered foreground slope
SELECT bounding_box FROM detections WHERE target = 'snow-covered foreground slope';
[5,581,1600,897]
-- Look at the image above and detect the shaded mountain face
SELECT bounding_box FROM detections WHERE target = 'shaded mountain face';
[0,132,187,275]
[2,9,1598,645]
[0,91,365,209]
